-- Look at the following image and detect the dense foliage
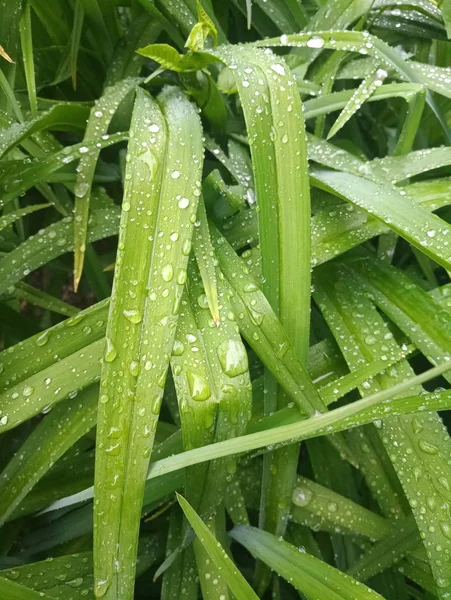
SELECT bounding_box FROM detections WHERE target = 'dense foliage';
[2,0,451,599]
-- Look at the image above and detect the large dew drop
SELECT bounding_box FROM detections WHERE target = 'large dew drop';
[217,339,249,378]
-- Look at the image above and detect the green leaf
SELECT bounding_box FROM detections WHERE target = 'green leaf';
[73,77,139,290]
[193,199,220,324]
[177,493,260,600]
[230,525,385,599]
[93,86,203,600]
[0,577,55,600]
[312,169,451,272]
[136,43,216,72]
[185,0,218,51]
[0,385,98,525]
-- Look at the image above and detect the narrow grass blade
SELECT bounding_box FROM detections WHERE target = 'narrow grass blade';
[0,202,50,232]
[19,1,37,117]
[145,363,451,479]
[70,0,84,89]
[0,132,126,210]
[9,282,79,317]
[193,198,220,324]
[315,261,451,598]
[0,103,90,158]
[0,203,120,295]
[312,169,451,272]
[327,67,389,139]
[39,362,451,515]
[0,385,97,525]
[172,264,252,518]
[230,525,385,600]
[0,298,107,392]
[0,577,55,600]
[348,517,420,581]
[73,77,139,291]
[177,493,260,600]
[0,338,102,432]
[93,87,203,600]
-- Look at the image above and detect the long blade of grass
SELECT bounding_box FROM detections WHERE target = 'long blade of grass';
[312,169,451,272]
[177,493,260,600]
[73,77,139,291]
[315,261,451,597]
[230,525,385,599]
[93,86,203,599]
[18,1,37,117]
[0,385,97,525]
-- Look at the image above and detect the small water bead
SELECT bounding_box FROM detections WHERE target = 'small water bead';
[243,282,258,292]
[122,201,131,212]
[0,415,8,426]
[217,339,249,378]
[292,487,313,507]
[75,182,89,198]
[172,340,185,356]
[187,371,211,401]
[178,197,190,209]
[123,309,142,324]
[327,501,338,513]
[94,577,112,598]
[170,232,179,242]
[36,330,50,346]
[149,123,160,133]
[418,439,439,454]
[182,239,191,255]
[306,36,325,48]
[23,386,34,397]
[67,577,84,588]
[270,63,285,76]
[104,338,117,362]
[129,361,140,377]
[162,264,174,282]
[171,170,181,179]
[94,110,103,118]
[177,269,187,285]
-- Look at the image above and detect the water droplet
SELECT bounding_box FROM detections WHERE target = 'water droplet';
[243,283,258,292]
[67,577,83,588]
[171,170,181,179]
[36,330,50,346]
[105,338,117,362]
[129,360,140,377]
[217,339,249,378]
[79,146,89,154]
[178,197,190,209]
[74,182,89,198]
[306,36,325,48]
[94,576,111,597]
[0,415,8,426]
[172,340,185,356]
[177,269,187,285]
[270,63,285,76]
[66,313,85,327]
[23,386,34,397]
[292,487,313,507]
[187,371,211,401]
[123,309,142,324]
[162,264,174,282]
[418,439,439,454]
